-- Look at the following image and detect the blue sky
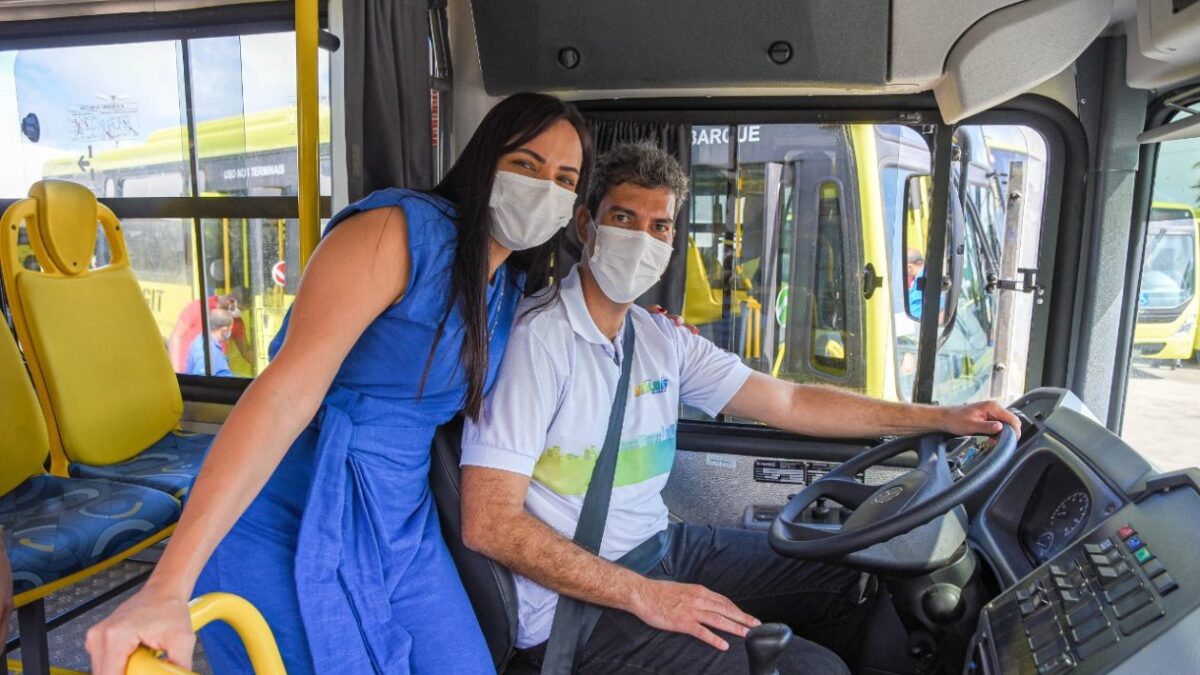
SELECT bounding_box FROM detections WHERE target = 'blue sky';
[0,33,329,197]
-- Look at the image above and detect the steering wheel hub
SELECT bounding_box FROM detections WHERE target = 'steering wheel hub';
[769,426,1018,576]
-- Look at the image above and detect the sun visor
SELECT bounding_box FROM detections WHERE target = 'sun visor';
[469,0,889,94]
[934,0,1112,124]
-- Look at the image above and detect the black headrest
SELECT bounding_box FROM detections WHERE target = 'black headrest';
[429,416,520,670]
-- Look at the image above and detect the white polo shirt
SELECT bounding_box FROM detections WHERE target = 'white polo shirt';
[461,264,753,648]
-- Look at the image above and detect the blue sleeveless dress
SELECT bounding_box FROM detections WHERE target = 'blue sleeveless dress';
[195,189,517,674]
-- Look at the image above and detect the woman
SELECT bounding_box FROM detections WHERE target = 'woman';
[86,93,592,675]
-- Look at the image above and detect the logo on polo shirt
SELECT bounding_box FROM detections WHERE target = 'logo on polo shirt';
[634,377,670,397]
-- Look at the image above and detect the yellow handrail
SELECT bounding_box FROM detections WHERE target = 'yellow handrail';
[125,593,286,675]
[295,0,320,271]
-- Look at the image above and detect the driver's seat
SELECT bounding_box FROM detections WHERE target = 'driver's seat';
[430,417,523,671]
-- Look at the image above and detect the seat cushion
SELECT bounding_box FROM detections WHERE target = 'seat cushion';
[68,430,213,500]
[1,473,181,594]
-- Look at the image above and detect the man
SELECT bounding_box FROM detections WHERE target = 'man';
[460,142,1019,673]
[185,308,235,377]
[906,248,926,318]
[168,293,247,373]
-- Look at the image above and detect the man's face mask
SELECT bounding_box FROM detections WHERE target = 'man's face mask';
[585,217,674,304]
[488,170,577,251]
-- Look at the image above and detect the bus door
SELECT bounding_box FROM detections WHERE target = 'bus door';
[901,125,1048,405]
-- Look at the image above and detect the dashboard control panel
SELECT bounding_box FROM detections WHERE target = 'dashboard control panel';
[969,482,1199,674]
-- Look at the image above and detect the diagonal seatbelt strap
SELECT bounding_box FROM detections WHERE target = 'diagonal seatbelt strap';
[541,317,643,675]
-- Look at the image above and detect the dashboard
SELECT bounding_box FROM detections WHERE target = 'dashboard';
[961,389,1200,674]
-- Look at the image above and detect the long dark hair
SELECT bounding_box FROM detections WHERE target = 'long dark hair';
[428,93,593,420]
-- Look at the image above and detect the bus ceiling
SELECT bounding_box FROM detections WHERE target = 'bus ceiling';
[460,0,1200,134]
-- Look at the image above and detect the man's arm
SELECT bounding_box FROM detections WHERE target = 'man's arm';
[722,372,1021,438]
[460,466,759,651]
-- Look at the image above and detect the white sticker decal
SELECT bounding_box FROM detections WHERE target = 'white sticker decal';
[705,454,736,469]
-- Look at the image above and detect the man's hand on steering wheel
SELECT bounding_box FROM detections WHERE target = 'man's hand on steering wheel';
[938,400,1021,437]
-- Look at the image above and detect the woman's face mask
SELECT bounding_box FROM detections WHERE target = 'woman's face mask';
[488,170,578,251]
[585,218,674,304]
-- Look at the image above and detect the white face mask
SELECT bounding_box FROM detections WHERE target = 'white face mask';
[586,220,674,303]
[488,170,577,251]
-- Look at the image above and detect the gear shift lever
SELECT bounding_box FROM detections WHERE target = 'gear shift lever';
[746,623,793,675]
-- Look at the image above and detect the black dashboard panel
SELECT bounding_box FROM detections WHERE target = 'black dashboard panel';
[971,437,1125,587]
[969,481,1200,674]
[963,389,1199,674]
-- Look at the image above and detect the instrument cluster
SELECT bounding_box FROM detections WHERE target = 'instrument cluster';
[1017,464,1093,565]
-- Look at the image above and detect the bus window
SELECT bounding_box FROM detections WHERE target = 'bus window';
[189,32,333,197]
[3,42,189,197]
[811,181,849,377]
[1,31,332,380]
[682,122,932,417]
[1122,129,1200,472]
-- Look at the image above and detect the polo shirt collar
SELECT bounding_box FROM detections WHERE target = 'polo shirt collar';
[561,264,623,347]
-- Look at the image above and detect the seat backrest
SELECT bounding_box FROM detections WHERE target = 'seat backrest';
[429,417,520,670]
[0,322,49,495]
[0,181,182,471]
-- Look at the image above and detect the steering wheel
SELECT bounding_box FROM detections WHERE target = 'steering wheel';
[769,426,1018,575]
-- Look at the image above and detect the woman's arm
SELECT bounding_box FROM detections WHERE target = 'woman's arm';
[86,206,411,675]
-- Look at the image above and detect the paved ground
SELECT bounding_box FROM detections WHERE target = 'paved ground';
[1122,358,1200,473]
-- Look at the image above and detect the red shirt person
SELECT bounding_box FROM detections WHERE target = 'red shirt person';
[167,294,246,372]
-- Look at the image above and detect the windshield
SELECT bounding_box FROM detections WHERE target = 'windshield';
[1139,230,1196,310]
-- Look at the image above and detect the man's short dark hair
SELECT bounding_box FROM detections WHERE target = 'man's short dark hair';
[209,308,234,331]
[585,141,690,217]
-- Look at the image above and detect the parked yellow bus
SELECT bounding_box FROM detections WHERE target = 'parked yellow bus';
[683,123,1037,405]
[1134,203,1200,366]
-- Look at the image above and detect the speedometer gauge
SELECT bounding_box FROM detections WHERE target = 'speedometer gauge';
[1048,491,1091,538]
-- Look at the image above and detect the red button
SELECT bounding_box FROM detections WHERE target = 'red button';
[1118,525,1135,540]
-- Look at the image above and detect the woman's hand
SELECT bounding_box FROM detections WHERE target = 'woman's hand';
[86,583,196,675]
[647,304,699,335]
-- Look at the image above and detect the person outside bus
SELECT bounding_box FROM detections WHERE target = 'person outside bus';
[459,143,1021,674]
[86,93,596,675]
[184,309,235,378]
[167,293,247,373]
[906,248,926,318]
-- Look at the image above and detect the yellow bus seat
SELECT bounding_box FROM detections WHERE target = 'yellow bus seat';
[683,237,724,325]
[1,317,181,671]
[125,593,286,675]
[0,181,213,500]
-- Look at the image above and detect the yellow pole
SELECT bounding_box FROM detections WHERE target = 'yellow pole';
[277,219,286,304]
[221,218,231,294]
[296,0,319,270]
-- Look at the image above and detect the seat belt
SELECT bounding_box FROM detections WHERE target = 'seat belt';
[540,318,668,675]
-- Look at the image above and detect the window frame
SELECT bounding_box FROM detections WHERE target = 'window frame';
[0,12,335,397]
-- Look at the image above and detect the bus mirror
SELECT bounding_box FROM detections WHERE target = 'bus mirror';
[902,174,932,322]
